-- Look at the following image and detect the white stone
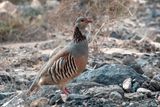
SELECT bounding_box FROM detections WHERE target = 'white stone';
[122,77,132,91]
[31,0,43,10]
[137,88,152,93]
[0,1,17,16]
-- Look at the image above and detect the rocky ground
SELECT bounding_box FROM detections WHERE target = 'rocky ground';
[0,0,160,107]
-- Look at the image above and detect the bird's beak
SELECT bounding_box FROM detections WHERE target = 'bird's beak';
[85,18,92,23]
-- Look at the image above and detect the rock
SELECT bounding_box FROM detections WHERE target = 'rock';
[137,88,152,95]
[0,1,18,16]
[141,75,160,91]
[128,102,140,107]
[132,81,140,92]
[30,97,49,107]
[0,92,15,100]
[48,93,64,105]
[138,99,158,107]
[74,64,147,85]
[142,65,156,78]
[0,71,11,84]
[141,81,150,88]
[138,40,158,53]
[109,91,123,102]
[129,63,144,74]
[64,95,119,107]
[46,0,60,9]
[66,94,90,101]
[122,55,144,74]
[153,74,160,82]
[122,55,136,65]
[155,35,160,43]
[0,11,13,22]
[149,79,160,91]
[39,54,49,62]
[122,77,132,92]
[124,92,147,100]
[110,31,122,39]
[157,95,160,104]
[14,77,30,90]
[122,102,129,106]
[68,82,103,94]
[84,85,124,98]
[31,0,43,10]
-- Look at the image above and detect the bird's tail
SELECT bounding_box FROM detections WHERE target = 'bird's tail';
[26,65,46,96]
[27,51,58,96]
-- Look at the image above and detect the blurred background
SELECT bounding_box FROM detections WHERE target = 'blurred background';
[0,0,138,42]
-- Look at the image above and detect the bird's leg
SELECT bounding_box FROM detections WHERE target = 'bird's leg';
[64,87,70,94]
[61,87,70,95]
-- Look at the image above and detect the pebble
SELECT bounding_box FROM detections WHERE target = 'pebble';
[109,91,123,102]
[122,77,132,92]
[137,88,152,94]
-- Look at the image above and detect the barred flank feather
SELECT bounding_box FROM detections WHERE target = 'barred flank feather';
[48,54,77,83]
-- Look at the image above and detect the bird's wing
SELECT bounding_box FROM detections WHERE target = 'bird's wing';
[27,47,70,95]
[39,47,70,77]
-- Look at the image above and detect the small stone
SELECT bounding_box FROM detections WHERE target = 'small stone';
[137,88,152,96]
[61,94,68,102]
[109,91,123,102]
[149,79,160,91]
[122,102,129,106]
[0,71,11,83]
[142,65,155,78]
[39,54,49,62]
[157,95,160,104]
[66,94,90,101]
[153,74,160,82]
[48,93,64,105]
[30,97,49,107]
[132,82,140,92]
[128,102,140,107]
[84,85,124,97]
[0,92,15,100]
[0,1,17,16]
[124,92,146,100]
[122,77,132,92]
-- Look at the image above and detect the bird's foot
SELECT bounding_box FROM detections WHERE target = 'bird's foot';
[62,87,70,95]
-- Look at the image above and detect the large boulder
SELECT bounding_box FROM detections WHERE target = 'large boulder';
[74,64,147,85]
[0,1,18,16]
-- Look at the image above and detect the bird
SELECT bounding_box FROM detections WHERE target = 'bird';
[27,16,92,95]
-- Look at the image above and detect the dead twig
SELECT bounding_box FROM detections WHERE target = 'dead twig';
[2,91,23,107]
[90,22,106,44]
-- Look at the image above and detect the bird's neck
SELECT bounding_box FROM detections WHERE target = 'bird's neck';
[73,27,86,43]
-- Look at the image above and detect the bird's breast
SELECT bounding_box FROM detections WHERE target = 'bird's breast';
[74,55,88,72]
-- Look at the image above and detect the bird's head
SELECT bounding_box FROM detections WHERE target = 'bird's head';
[75,16,92,30]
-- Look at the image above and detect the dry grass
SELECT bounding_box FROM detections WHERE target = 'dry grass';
[0,0,137,43]
[45,0,137,53]
[47,0,135,31]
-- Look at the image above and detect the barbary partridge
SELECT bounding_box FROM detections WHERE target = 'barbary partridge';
[27,16,92,95]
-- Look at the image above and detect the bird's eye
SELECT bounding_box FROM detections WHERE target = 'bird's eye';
[81,19,84,22]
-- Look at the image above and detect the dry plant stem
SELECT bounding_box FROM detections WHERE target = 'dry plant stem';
[90,22,106,44]
[116,0,133,17]
[2,91,23,107]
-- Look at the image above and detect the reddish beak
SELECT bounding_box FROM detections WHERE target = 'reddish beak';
[85,18,92,23]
